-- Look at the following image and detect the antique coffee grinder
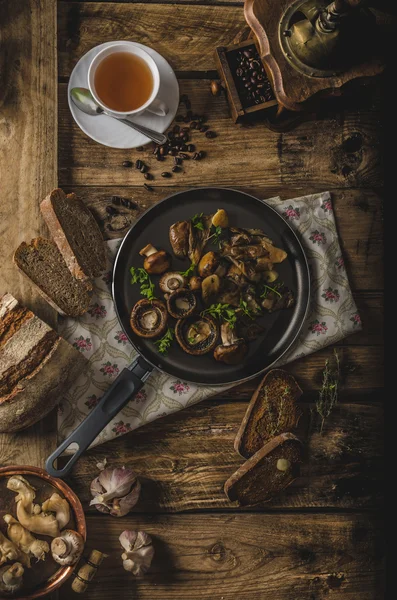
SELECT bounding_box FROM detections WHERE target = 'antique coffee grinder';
[244,0,385,112]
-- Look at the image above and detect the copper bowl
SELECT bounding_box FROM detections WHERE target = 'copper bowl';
[0,465,86,599]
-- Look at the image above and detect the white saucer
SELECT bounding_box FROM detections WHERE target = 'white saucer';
[68,41,179,149]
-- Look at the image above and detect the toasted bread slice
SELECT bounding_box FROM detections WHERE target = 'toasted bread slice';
[14,238,92,317]
[224,432,302,506]
[40,188,106,281]
[234,369,303,458]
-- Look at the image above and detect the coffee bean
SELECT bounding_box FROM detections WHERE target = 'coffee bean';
[143,183,153,191]
[174,156,182,165]
[159,146,166,156]
[168,148,176,156]
[198,150,206,159]
[181,127,190,133]
[199,125,209,133]
[153,146,160,155]
[190,121,198,130]
[161,171,171,178]
[187,144,195,152]
[179,153,189,160]
[205,130,216,139]
[144,172,153,180]
[182,134,189,142]
[172,166,181,173]
[192,152,200,160]
[140,164,147,173]
[106,205,118,216]
[136,146,144,152]
[135,159,143,170]
[156,154,164,161]
[122,160,133,168]
[181,144,188,152]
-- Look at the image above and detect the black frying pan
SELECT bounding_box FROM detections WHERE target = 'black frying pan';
[46,188,309,478]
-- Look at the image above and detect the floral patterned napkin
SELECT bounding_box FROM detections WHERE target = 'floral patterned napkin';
[58,191,362,450]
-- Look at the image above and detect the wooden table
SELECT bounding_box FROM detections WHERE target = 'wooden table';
[0,1,386,599]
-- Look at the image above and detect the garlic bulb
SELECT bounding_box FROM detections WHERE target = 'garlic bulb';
[90,467,141,517]
[119,530,154,576]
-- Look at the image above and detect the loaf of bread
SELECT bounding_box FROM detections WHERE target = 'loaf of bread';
[224,432,302,506]
[234,369,303,458]
[40,188,106,281]
[0,293,87,432]
[14,237,92,317]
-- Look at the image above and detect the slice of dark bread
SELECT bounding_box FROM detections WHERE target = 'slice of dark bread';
[234,369,303,458]
[14,238,92,317]
[40,188,106,281]
[224,432,302,506]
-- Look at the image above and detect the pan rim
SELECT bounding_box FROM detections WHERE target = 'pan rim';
[112,186,310,386]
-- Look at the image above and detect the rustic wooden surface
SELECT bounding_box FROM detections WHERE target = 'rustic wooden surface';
[0,0,58,469]
[0,0,385,598]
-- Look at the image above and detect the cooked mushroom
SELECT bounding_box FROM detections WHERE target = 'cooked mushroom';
[213,323,248,365]
[188,214,212,265]
[198,252,220,278]
[0,531,20,566]
[7,476,60,538]
[130,299,168,338]
[42,493,70,529]
[189,276,202,291]
[255,257,274,271]
[169,221,190,258]
[201,274,221,306]
[139,244,171,274]
[259,239,287,264]
[51,530,84,566]
[212,208,229,228]
[226,264,248,287]
[241,286,262,317]
[159,272,187,294]
[4,515,49,562]
[261,286,295,313]
[175,315,218,355]
[218,280,241,307]
[0,563,24,596]
[262,270,279,283]
[166,289,197,319]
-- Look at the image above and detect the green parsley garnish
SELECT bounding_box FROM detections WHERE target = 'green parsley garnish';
[239,298,256,320]
[201,303,237,329]
[130,267,156,300]
[260,282,283,299]
[191,213,204,231]
[207,225,223,246]
[154,328,174,354]
[179,262,196,278]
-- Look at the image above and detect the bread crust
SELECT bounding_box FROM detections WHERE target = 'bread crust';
[234,369,303,458]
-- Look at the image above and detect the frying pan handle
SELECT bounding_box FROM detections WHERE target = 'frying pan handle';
[45,356,153,478]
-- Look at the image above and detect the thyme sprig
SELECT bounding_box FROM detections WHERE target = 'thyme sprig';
[154,328,174,354]
[130,267,156,300]
[201,303,237,329]
[266,385,291,438]
[315,349,341,433]
[207,225,223,247]
[260,281,283,299]
[239,298,256,320]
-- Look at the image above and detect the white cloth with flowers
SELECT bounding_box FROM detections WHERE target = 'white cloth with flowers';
[58,191,362,449]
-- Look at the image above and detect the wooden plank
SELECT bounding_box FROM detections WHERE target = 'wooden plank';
[58,3,248,76]
[58,512,384,599]
[0,0,58,467]
[62,185,383,291]
[58,79,382,189]
[67,396,383,512]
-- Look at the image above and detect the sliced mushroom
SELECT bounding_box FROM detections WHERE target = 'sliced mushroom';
[201,274,221,306]
[175,315,218,355]
[188,214,212,265]
[218,280,241,307]
[159,272,187,294]
[51,530,84,566]
[213,322,248,365]
[166,289,197,319]
[259,239,287,264]
[241,286,262,317]
[139,244,171,274]
[169,221,190,258]
[0,562,24,596]
[255,257,274,272]
[226,264,248,287]
[198,252,220,278]
[261,286,295,313]
[42,493,70,529]
[189,276,202,292]
[130,299,168,338]
[4,515,49,562]
[0,531,21,566]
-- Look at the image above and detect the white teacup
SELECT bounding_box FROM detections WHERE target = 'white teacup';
[88,42,169,118]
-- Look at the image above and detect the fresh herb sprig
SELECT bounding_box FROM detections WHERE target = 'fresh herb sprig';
[179,262,196,278]
[315,349,341,433]
[207,225,223,246]
[154,328,175,354]
[130,267,156,300]
[239,298,257,320]
[191,213,204,231]
[260,281,283,299]
[201,303,237,329]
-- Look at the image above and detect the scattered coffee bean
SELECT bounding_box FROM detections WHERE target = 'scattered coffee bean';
[168,148,176,156]
[159,146,166,156]
[190,121,198,130]
[161,171,171,178]
[144,172,153,180]
[187,144,195,152]
[122,160,133,168]
[199,125,209,133]
[106,205,118,216]
[111,196,137,210]
[193,151,206,160]
[153,146,160,155]
[205,130,216,139]
[135,159,143,170]
[181,144,188,152]
[174,156,182,166]
[172,165,181,173]
[178,152,189,160]
[136,146,144,152]
[143,183,153,191]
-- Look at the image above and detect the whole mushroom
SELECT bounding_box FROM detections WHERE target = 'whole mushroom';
[130,299,168,339]
[139,244,171,275]
[213,322,248,365]
[119,531,154,576]
[51,530,84,566]
[0,563,24,596]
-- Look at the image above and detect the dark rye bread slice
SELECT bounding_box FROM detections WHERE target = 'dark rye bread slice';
[14,238,92,317]
[0,293,87,432]
[234,369,303,458]
[224,433,302,506]
[40,188,106,281]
